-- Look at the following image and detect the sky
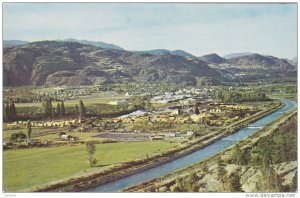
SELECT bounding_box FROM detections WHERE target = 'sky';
[3,3,298,59]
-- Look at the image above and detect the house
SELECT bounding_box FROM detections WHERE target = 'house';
[160,132,177,137]
[61,134,71,140]
[180,98,197,105]
[187,131,195,136]
[171,109,180,115]
[150,136,164,141]
[109,100,129,105]
[209,108,222,113]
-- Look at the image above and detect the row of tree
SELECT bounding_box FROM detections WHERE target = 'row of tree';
[215,91,268,103]
[42,100,85,119]
[4,101,17,122]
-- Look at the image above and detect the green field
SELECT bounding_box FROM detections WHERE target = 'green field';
[3,141,176,192]
[14,96,128,107]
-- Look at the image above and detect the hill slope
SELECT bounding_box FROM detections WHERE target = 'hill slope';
[3,41,225,86]
[200,53,227,64]
[211,54,296,79]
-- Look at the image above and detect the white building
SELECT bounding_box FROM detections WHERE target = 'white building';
[187,131,195,136]
[109,100,129,105]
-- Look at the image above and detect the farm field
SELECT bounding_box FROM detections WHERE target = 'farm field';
[3,141,177,192]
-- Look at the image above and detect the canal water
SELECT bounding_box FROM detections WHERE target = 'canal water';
[84,99,296,192]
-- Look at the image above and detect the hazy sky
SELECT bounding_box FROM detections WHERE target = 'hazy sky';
[3,3,297,59]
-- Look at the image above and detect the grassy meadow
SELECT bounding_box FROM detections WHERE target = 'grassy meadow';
[3,141,176,192]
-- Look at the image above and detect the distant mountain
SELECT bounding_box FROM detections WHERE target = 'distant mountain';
[3,41,226,86]
[200,53,227,64]
[137,49,195,57]
[60,38,124,50]
[291,57,297,64]
[213,53,296,79]
[224,52,254,59]
[283,58,296,66]
[3,40,29,48]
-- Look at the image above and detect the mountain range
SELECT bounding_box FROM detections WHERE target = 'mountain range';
[134,49,195,57]
[3,41,228,86]
[4,39,124,51]
[223,52,255,59]
[3,40,296,87]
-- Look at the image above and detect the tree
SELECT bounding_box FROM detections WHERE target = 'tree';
[86,141,97,167]
[52,107,56,118]
[27,120,32,139]
[228,171,243,192]
[194,106,200,115]
[145,102,154,111]
[201,162,209,173]
[232,144,247,165]
[10,132,27,142]
[186,172,199,192]
[79,100,85,118]
[170,177,184,192]
[75,104,79,116]
[56,103,61,118]
[217,157,228,191]
[61,101,65,117]
[17,132,27,141]
[43,99,52,117]
[10,101,17,120]
[4,102,10,121]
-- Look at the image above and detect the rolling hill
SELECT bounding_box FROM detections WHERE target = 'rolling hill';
[200,53,227,64]
[212,54,296,79]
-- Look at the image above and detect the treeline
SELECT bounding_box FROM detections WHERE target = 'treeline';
[214,91,269,103]
[7,99,142,122]
[41,99,84,119]
[4,99,86,122]
[3,101,17,122]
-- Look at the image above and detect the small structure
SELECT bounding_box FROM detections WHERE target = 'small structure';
[109,100,128,105]
[61,134,71,140]
[161,132,177,138]
[171,109,180,115]
[180,98,197,105]
[187,131,195,136]
[150,136,164,141]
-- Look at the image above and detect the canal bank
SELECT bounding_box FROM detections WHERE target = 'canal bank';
[83,99,295,192]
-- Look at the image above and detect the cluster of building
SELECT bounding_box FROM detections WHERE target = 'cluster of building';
[8,119,80,128]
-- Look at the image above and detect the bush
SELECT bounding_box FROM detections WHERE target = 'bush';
[10,132,27,141]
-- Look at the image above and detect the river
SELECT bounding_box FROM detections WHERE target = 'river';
[84,99,296,192]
